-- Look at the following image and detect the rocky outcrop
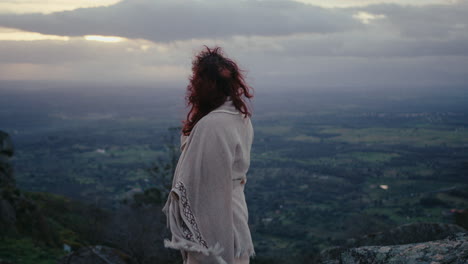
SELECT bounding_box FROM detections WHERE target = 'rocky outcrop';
[57,245,137,264]
[320,232,467,264]
[0,130,15,188]
[0,130,17,234]
[0,130,59,246]
[320,223,468,263]
[345,222,466,247]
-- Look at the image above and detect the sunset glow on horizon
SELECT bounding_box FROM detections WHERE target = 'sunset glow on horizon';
[0,0,466,87]
[0,27,69,41]
[0,0,122,14]
[294,0,459,8]
[84,35,126,43]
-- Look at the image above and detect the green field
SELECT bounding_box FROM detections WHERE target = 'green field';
[2,87,467,263]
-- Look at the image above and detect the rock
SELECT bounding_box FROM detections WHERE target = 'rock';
[57,245,138,264]
[0,130,15,189]
[454,209,468,230]
[0,199,16,225]
[0,131,14,157]
[0,131,17,235]
[346,222,466,247]
[319,232,468,264]
[0,131,58,245]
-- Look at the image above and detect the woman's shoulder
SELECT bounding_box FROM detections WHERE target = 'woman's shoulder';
[197,111,234,130]
[203,109,249,127]
[191,112,248,141]
[192,99,251,135]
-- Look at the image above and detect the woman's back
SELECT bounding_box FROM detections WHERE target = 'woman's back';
[162,46,255,264]
[163,99,255,263]
[201,99,255,259]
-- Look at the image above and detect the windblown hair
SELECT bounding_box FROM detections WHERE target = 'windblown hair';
[182,46,253,136]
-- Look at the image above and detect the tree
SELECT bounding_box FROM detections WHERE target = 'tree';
[146,126,181,201]
[100,126,183,264]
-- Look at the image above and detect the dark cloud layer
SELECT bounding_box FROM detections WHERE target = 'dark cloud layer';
[0,0,467,88]
[363,2,468,38]
[0,0,362,42]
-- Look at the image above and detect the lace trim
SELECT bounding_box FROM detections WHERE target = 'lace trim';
[181,221,195,242]
[175,181,208,248]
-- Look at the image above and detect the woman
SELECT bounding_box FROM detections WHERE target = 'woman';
[162,46,255,264]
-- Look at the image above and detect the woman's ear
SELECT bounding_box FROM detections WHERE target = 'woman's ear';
[220,67,231,78]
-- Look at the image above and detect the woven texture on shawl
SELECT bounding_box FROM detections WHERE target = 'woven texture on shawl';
[163,110,239,264]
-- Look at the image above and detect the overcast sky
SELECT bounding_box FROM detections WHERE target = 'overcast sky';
[0,0,467,90]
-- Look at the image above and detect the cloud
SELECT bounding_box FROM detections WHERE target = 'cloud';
[0,0,122,14]
[362,2,468,38]
[0,0,362,42]
[250,30,468,58]
[0,0,467,89]
[295,0,460,8]
[2,31,466,89]
[352,11,386,24]
[0,27,70,41]
[0,36,180,64]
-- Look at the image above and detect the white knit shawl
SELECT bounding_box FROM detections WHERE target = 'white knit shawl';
[162,99,255,264]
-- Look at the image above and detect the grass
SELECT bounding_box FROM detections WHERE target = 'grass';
[78,145,162,164]
[437,193,468,209]
[0,237,65,264]
[255,125,292,136]
[318,127,468,147]
[288,135,321,143]
[342,152,400,163]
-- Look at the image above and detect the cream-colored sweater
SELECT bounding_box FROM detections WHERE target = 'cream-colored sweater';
[162,98,255,264]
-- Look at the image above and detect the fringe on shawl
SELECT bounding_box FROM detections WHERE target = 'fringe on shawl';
[234,247,256,259]
[162,183,229,264]
[164,239,255,263]
[163,181,256,262]
[164,239,228,264]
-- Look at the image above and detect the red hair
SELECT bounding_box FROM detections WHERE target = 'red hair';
[182,46,253,136]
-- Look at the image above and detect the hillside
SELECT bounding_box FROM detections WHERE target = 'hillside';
[1,87,468,263]
[0,131,112,264]
[1,130,180,264]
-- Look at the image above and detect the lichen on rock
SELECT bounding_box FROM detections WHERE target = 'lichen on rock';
[320,232,468,264]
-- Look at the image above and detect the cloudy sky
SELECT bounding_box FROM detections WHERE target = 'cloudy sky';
[0,0,467,89]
